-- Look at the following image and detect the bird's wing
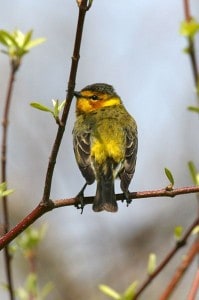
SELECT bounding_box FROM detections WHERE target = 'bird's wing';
[73,131,95,184]
[120,127,138,192]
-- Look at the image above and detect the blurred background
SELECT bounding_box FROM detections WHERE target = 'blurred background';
[0,0,199,299]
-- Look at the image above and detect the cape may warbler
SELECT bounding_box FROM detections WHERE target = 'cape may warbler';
[73,83,137,212]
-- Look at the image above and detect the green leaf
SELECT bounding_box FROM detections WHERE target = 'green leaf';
[30,102,53,114]
[40,282,54,299]
[180,18,199,38]
[52,99,59,117]
[0,182,14,197]
[174,226,183,241]
[123,281,138,300]
[0,30,18,47]
[188,161,199,185]
[58,100,66,111]
[192,225,199,235]
[25,273,37,295]
[188,106,199,113]
[147,253,156,275]
[16,287,29,300]
[22,30,33,48]
[164,168,174,186]
[99,285,121,299]
[25,37,46,50]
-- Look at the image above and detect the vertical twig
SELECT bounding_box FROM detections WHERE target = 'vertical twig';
[41,0,91,204]
[183,0,199,100]
[1,67,16,300]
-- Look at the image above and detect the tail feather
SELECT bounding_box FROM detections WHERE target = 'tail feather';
[93,178,118,212]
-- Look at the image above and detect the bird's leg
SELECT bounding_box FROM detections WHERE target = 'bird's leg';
[123,190,132,207]
[75,183,87,214]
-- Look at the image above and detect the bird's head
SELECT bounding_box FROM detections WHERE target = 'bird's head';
[74,83,121,114]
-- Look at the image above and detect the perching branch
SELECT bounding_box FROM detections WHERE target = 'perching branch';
[1,185,199,250]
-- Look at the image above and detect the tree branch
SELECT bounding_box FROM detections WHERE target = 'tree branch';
[1,185,199,250]
[41,0,91,205]
[187,267,199,299]
[159,239,199,300]
[133,218,199,299]
[183,0,199,97]
[1,66,17,300]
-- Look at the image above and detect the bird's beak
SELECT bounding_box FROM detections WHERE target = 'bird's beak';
[74,91,81,98]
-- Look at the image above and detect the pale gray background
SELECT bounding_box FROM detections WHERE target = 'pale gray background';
[0,1,199,299]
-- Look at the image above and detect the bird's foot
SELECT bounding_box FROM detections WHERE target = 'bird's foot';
[75,183,87,214]
[123,190,132,207]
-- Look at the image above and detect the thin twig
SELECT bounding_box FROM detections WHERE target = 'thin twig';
[1,66,17,300]
[41,0,91,205]
[183,0,199,100]
[133,218,199,299]
[159,240,199,300]
[187,268,199,300]
[1,185,199,250]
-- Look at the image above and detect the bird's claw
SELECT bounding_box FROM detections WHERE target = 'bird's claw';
[123,190,132,207]
[75,183,87,214]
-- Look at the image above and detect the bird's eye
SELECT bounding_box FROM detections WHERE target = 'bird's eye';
[90,95,98,100]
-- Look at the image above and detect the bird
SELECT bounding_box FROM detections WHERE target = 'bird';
[73,83,138,212]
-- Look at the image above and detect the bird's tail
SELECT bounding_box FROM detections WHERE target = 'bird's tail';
[93,177,118,212]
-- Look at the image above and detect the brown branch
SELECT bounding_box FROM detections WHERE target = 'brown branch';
[41,0,91,205]
[133,218,199,299]
[183,0,199,97]
[187,267,199,299]
[183,0,191,21]
[1,185,199,250]
[159,239,199,300]
[1,66,17,300]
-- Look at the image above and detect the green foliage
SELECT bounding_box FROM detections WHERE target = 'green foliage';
[188,161,199,185]
[0,29,45,70]
[16,273,54,300]
[192,225,199,235]
[30,99,66,124]
[147,253,157,275]
[0,182,14,197]
[174,226,183,241]
[180,18,199,38]
[188,106,199,113]
[8,225,53,299]
[9,224,48,257]
[164,168,174,188]
[99,281,138,300]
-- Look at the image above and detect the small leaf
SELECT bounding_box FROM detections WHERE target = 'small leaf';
[123,281,138,300]
[2,189,14,197]
[147,253,156,275]
[164,168,174,186]
[40,282,54,299]
[188,106,199,113]
[192,225,199,235]
[188,161,199,185]
[22,30,33,47]
[52,99,59,118]
[58,100,66,111]
[174,226,183,241]
[99,285,121,299]
[30,102,53,114]
[180,18,199,38]
[25,37,46,50]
